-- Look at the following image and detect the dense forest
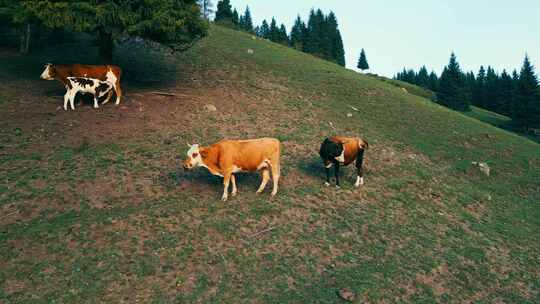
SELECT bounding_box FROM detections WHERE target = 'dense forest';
[213,0,346,67]
[395,53,540,132]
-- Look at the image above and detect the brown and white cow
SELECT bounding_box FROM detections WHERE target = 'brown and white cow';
[183,138,281,201]
[40,63,122,105]
[319,135,369,188]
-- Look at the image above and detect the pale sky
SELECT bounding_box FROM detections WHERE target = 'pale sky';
[226,0,539,77]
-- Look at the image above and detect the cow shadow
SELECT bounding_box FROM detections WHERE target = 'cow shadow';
[296,156,355,181]
[160,165,266,192]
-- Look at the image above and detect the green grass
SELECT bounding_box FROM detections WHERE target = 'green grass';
[0,25,539,303]
[465,106,512,127]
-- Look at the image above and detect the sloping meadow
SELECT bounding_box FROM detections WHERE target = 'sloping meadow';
[0,26,538,303]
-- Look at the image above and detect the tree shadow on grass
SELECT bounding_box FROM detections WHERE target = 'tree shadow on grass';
[1,35,191,93]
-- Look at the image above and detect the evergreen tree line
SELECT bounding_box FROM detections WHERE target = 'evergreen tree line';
[213,1,345,66]
[395,53,540,131]
[0,0,208,62]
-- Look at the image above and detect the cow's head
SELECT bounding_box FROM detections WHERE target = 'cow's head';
[40,63,55,80]
[320,139,345,163]
[183,144,205,169]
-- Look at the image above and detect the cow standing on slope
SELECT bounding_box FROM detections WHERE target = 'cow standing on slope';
[183,138,281,201]
[319,136,369,188]
[63,77,114,111]
[40,63,123,105]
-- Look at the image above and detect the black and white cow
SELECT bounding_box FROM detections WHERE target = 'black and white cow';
[64,77,114,111]
[319,135,369,188]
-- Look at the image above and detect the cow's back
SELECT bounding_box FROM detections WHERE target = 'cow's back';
[216,138,280,171]
[54,64,121,82]
[330,136,360,166]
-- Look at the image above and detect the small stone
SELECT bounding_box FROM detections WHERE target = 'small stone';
[247,49,254,54]
[338,288,356,302]
[346,113,353,118]
[204,104,217,112]
[471,162,490,176]
[401,87,408,93]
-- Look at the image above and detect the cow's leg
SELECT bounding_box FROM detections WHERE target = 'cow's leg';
[334,161,341,188]
[63,92,70,111]
[324,162,332,186]
[114,82,122,105]
[270,165,280,196]
[93,95,100,109]
[102,89,113,105]
[256,169,270,193]
[355,149,366,187]
[69,92,76,110]
[222,171,232,201]
[231,174,238,196]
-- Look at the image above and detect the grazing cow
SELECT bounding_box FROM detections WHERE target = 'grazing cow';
[64,77,114,111]
[319,136,369,188]
[40,63,122,105]
[183,138,281,201]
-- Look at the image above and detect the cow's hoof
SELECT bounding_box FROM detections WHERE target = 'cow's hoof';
[221,195,228,202]
[271,191,277,197]
[324,182,330,187]
[232,191,237,197]
[63,107,68,111]
[335,185,341,189]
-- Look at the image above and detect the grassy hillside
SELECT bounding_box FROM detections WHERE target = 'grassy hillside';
[1,25,539,303]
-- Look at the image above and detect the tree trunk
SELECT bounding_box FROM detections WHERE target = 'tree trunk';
[97,28,114,64]
[19,24,31,54]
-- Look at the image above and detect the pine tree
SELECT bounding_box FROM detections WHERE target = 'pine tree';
[278,24,289,45]
[416,66,429,87]
[269,18,280,43]
[497,70,514,116]
[259,20,270,39]
[320,12,335,61]
[512,69,519,82]
[428,71,439,92]
[304,9,324,56]
[357,49,369,72]
[325,12,345,66]
[464,71,476,104]
[473,66,487,108]
[215,0,233,22]
[290,15,306,50]
[232,9,239,25]
[437,52,469,111]
[512,55,540,131]
[242,6,254,33]
[5,0,207,62]
[484,66,499,112]
[333,29,345,66]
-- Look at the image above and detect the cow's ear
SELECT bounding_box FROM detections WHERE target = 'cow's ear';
[200,148,209,158]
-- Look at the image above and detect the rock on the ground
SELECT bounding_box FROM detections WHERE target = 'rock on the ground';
[247,49,254,54]
[471,162,490,176]
[346,113,353,117]
[401,87,408,93]
[338,288,356,302]
[204,104,217,112]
